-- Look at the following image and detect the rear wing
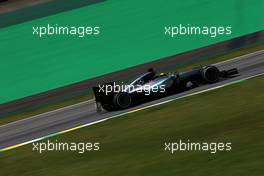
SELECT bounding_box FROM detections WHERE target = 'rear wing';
[92,82,116,104]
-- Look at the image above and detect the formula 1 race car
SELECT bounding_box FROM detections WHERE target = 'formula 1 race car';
[93,65,238,111]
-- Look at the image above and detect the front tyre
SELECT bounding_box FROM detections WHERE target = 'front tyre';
[202,66,220,83]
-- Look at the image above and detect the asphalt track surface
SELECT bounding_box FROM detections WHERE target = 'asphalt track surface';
[0,50,264,150]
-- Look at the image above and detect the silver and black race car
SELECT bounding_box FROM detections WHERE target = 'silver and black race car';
[93,65,238,111]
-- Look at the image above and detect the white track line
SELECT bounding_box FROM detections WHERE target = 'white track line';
[215,49,264,66]
[0,99,95,128]
[1,72,264,152]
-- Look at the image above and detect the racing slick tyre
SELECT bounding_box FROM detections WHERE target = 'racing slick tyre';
[202,66,220,83]
[113,92,132,109]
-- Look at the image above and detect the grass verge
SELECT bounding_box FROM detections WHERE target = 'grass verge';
[1,75,264,176]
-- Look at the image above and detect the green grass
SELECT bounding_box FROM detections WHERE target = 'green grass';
[1,42,264,126]
[1,75,264,176]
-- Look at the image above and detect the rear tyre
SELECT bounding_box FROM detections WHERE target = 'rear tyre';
[113,92,132,109]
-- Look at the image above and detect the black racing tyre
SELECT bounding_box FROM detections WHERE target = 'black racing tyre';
[113,92,132,109]
[202,66,220,83]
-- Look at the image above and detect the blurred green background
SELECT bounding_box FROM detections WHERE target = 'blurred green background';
[0,0,263,104]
